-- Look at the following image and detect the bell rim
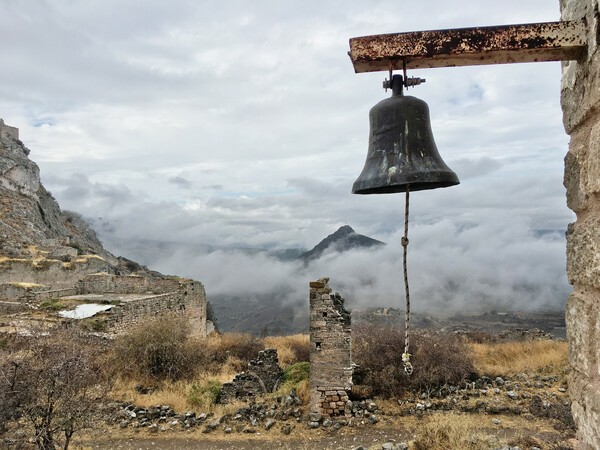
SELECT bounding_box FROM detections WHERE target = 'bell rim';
[352,178,460,195]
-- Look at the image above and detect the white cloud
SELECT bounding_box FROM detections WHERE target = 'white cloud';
[0,0,572,312]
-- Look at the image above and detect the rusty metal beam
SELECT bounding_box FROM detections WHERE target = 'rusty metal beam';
[349,21,586,73]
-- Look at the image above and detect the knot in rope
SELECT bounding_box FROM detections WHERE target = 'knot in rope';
[401,237,409,247]
[402,353,413,375]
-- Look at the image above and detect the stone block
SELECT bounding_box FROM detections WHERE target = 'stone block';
[566,218,600,289]
[585,120,600,194]
[564,126,590,212]
[566,292,599,377]
[569,372,600,447]
[561,1,600,133]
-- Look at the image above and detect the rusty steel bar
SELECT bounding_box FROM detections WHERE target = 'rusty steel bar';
[349,21,586,73]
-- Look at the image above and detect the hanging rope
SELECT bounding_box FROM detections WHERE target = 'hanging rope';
[402,186,413,375]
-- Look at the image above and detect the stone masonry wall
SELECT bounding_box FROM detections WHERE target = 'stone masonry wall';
[0,119,18,140]
[561,0,600,448]
[0,257,116,290]
[220,348,284,403]
[309,278,353,418]
[75,273,183,295]
[79,274,207,337]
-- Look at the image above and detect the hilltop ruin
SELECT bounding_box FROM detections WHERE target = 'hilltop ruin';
[0,119,214,335]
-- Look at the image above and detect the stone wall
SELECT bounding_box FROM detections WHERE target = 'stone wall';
[561,0,600,448]
[0,301,27,314]
[77,274,208,337]
[0,119,18,140]
[220,348,284,403]
[0,257,116,290]
[75,273,182,295]
[309,278,353,418]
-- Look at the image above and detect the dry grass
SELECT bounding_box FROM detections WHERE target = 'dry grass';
[113,379,192,412]
[409,413,561,450]
[295,379,310,405]
[113,375,246,414]
[263,334,309,368]
[75,255,105,263]
[7,282,44,288]
[411,414,500,450]
[470,340,568,376]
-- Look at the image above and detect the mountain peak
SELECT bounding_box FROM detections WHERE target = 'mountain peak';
[297,225,384,263]
[333,225,355,236]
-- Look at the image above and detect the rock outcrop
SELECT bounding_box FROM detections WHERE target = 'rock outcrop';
[0,120,119,265]
[0,119,214,336]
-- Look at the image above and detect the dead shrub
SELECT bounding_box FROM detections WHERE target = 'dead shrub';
[109,313,197,382]
[0,328,108,449]
[352,325,475,398]
[213,333,265,371]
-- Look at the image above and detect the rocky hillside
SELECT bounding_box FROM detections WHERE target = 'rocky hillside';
[0,119,150,275]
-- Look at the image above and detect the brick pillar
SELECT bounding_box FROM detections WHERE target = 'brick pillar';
[309,277,353,417]
[561,0,600,447]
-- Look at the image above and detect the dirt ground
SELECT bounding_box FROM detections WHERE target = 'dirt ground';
[75,413,573,450]
[81,426,412,450]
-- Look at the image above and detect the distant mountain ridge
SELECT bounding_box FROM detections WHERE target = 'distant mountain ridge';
[297,225,384,263]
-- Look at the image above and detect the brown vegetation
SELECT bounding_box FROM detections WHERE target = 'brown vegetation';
[470,339,569,377]
[0,328,109,449]
[0,313,572,449]
[352,325,476,398]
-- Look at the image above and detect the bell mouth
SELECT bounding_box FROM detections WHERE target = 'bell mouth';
[352,174,460,194]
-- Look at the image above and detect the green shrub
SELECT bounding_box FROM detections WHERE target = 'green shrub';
[40,298,63,310]
[187,380,222,407]
[283,362,309,384]
[277,362,310,394]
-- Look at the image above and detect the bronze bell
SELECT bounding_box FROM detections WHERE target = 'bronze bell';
[352,75,459,194]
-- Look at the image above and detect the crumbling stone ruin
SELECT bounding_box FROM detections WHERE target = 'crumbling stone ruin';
[220,348,284,403]
[561,0,600,446]
[0,119,19,140]
[0,120,214,336]
[1,272,212,336]
[309,278,353,418]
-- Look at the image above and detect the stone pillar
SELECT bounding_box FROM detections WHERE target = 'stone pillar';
[309,277,353,418]
[561,1,600,448]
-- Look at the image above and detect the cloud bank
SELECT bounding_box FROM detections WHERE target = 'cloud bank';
[0,0,573,314]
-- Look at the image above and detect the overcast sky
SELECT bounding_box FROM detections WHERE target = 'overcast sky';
[0,1,574,311]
